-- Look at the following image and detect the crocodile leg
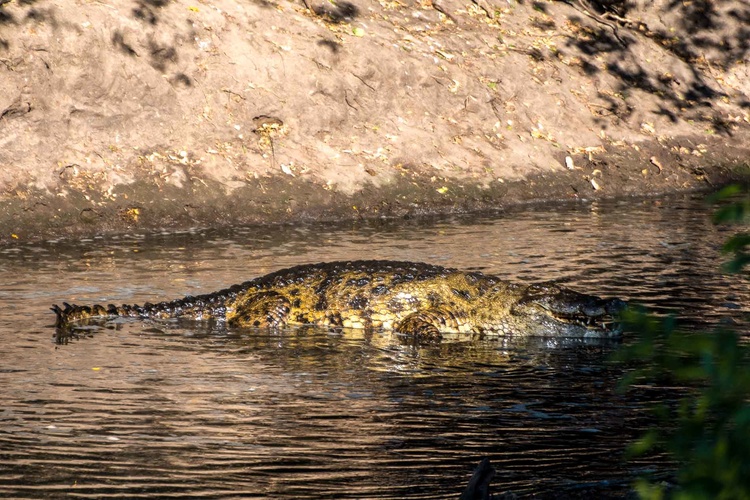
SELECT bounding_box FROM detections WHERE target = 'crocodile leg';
[228,291,292,328]
[395,307,466,339]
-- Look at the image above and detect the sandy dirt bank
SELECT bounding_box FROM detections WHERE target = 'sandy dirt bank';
[1,0,749,243]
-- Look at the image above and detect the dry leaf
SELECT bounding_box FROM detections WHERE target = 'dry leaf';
[280,164,295,177]
[649,156,663,173]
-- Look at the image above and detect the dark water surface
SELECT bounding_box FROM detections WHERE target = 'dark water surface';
[2,195,749,499]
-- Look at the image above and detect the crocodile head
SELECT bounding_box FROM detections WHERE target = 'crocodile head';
[510,284,626,338]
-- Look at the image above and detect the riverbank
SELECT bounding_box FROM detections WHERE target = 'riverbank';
[1,0,749,243]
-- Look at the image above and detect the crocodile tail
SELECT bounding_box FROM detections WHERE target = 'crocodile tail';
[52,291,234,329]
[51,302,141,328]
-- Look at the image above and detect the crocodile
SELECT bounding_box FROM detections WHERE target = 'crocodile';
[52,260,625,339]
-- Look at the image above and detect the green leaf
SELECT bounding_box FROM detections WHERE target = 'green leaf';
[722,233,750,253]
[634,478,665,500]
[713,200,750,224]
[628,430,660,457]
[707,184,744,203]
[722,253,750,274]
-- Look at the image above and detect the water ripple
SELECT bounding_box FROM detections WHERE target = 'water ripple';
[1,195,746,498]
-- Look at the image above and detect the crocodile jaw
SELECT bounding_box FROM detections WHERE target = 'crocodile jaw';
[533,313,624,338]
[510,286,626,338]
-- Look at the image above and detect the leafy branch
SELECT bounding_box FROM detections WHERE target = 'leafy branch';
[615,184,750,500]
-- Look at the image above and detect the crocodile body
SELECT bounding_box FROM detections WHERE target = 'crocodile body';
[52,260,625,338]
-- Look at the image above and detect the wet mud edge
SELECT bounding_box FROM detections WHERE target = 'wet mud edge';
[2,134,749,244]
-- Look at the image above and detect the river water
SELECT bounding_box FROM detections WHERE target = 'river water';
[1,195,749,499]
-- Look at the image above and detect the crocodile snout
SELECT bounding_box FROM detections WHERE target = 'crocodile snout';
[604,298,627,316]
[581,297,627,318]
[514,285,626,325]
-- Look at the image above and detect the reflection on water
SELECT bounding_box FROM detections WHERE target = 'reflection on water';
[1,195,749,498]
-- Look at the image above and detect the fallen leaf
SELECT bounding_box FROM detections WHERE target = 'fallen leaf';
[649,156,663,173]
[640,122,656,134]
[280,164,295,177]
[436,49,454,60]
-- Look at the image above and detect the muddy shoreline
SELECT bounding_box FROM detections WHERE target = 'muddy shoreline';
[2,132,749,244]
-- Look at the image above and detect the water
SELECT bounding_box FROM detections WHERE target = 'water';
[1,195,749,499]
